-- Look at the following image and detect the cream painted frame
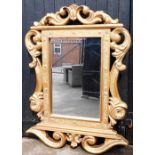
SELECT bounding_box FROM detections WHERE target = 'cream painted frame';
[25,4,131,154]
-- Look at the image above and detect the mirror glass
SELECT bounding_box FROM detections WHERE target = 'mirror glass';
[51,37,101,119]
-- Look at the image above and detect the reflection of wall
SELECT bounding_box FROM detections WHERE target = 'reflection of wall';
[51,38,83,67]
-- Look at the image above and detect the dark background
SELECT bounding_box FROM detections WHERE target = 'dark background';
[22,0,133,144]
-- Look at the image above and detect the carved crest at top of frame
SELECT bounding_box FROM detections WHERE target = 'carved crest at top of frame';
[33,4,119,26]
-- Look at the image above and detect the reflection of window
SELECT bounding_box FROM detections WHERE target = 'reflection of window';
[54,43,61,55]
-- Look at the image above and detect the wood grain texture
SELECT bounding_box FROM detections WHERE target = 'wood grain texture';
[34,0,45,21]
[85,0,97,10]
[108,0,119,19]
[74,0,86,5]
[97,0,108,12]
[54,0,65,12]
[64,0,75,6]
[44,0,55,13]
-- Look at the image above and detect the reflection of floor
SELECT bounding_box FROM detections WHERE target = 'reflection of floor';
[52,72,100,118]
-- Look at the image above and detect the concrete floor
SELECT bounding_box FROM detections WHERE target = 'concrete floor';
[22,138,133,155]
[52,72,100,118]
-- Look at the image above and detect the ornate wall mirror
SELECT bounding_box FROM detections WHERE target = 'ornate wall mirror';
[25,4,131,154]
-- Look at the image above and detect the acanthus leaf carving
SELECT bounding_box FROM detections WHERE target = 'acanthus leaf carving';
[109,27,131,127]
[108,97,128,126]
[25,30,42,68]
[66,134,82,148]
[29,92,44,120]
[25,30,43,120]
[110,27,131,71]
[34,4,119,26]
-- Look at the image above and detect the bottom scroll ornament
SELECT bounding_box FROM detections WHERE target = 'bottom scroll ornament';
[108,97,128,127]
[26,128,128,154]
[66,134,82,148]
[81,135,128,154]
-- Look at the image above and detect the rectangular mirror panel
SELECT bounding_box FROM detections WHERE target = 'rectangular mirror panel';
[51,37,101,119]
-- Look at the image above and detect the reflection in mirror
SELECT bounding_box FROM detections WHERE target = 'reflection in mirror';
[51,37,101,119]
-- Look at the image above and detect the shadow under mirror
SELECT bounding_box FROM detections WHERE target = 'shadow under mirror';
[51,37,101,119]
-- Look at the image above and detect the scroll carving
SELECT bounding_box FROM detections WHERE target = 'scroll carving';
[34,4,119,26]
[26,129,128,154]
[24,4,131,154]
[81,135,128,154]
[25,30,44,120]
[26,128,67,148]
[108,97,128,126]
[109,27,131,126]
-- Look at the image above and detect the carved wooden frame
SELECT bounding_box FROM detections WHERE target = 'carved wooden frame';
[25,4,131,154]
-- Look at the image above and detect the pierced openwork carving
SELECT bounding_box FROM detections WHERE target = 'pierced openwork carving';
[34,4,119,26]
[109,27,131,127]
[27,128,128,154]
[25,30,44,120]
[25,4,131,154]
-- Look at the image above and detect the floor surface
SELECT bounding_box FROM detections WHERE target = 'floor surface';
[52,71,100,118]
[22,138,133,155]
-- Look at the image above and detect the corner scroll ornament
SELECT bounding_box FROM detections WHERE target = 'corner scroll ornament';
[109,27,131,127]
[34,4,119,26]
[25,30,44,120]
